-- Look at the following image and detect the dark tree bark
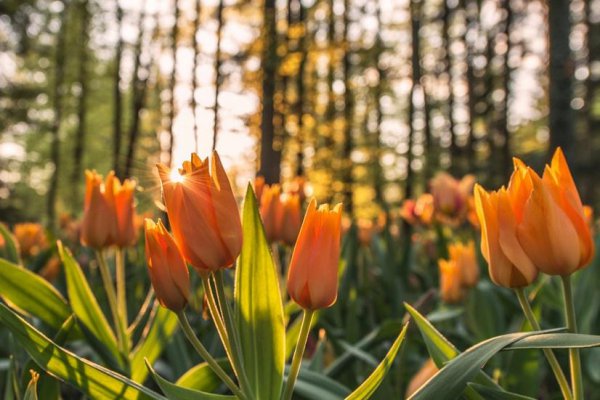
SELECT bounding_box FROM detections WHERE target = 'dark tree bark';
[166,0,180,167]
[113,1,123,175]
[191,0,201,153]
[258,0,281,184]
[123,0,149,178]
[442,0,457,161]
[406,0,422,201]
[294,0,306,177]
[71,0,89,203]
[373,1,386,208]
[548,0,574,158]
[212,0,224,150]
[47,0,68,227]
[464,0,477,171]
[342,0,354,215]
[499,0,512,179]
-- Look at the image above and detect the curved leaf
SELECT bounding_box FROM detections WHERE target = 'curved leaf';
[176,359,231,393]
[467,383,536,400]
[234,186,285,400]
[504,333,600,350]
[285,367,351,400]
[0,224,21,264]
[0,304,164,400]
[345,324,408,400]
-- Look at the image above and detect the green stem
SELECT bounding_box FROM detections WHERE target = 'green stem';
[96,251,128,354]
[281,310,314,400]
[515,288,572,400]
[561,275,584,400]
[213,270,253,398]
[115,248,128,332]
[176,311,245,400]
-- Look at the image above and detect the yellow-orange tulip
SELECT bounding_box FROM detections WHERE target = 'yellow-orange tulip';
[145,219,190,312]
[81,171,118,249]
[157,152,242,273]
[429,172,474,218]
[438,258,465,303]
[259,184,283,243]
[287,199,342,310]
[474,183,538,288]
[280,193,302,246]
[13,223,48,258]
[111,176,137,247]
[254,176,266,204]
[447,241,479,288]
[405,359,439,398]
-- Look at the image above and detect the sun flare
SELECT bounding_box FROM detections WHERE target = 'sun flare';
[170,169,185,184]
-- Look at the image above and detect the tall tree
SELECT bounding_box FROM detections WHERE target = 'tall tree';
[71,0,89,203]
[212,0,224,150]
[258,0,281,184]
[47,0,68,227]
[191,0,201,152]
[548,0,574,158]
[499,0,512,179]
[294,0,307,176]
[166,0,180,167]
[373,0,386,209]
[442,0,457,162]
[113,0,123,175]
[342,0,354,214]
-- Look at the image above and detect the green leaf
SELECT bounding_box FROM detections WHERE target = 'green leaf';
[3,356,19,400]
[176,359,232,393]
[0,304,164,400]
[0,224,21,264]
[0,257,71,331]
[285,367,351,400]
[404,303,505,399]
[146,360,235,400]
[503,332,600,350]
[408,329,563,400]
[131,305,179,383]
[23,371,39,400]
[465,282,504,340]
[234,185,285,400]
[285,311,318,361]
[345,324,408,400]
[467,383,536,400]
[58,242,125,370]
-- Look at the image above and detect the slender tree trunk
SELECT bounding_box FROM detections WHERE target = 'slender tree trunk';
[342,0,354,215]
[464,0,477,172]
[373,1,385,208]
[123,0,149,178]
[113,1,123,175]
[191,0,201,153]
[295,0,306,177]
[258,0,281,184]
[72,0,89,204]
[166,0,180,167]
[442,0,457,164]
[500,0,512,179]
[47,0,68,227]
[212,0,224,150]
[548,0,574,158]
[406,0,421,201]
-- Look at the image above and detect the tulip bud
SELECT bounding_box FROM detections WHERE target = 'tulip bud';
[259,184,283,243]
[438,259,465,303]
[13,223,48,258]
[447,241,479,288]
[145,219,190,312]
[280,193,302,246]
[81,171,118,249]
[287,199,342,310]
[157,152,243,273]
[111,175,137,247]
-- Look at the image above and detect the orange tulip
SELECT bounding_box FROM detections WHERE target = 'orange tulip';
[429,172,474,219]
[405,359,439,398]
[111,176,137,247]
[287,199,342,310]
[260,184,283,243]
[157,152,242,273]
[280,193,302,246]
[81,171,118,249]
[13,223,48,258]
[145,219,190,312]
[447,241,480,288]
[474,183,538,288]
[254,176,266,204]
[438,258,465,303]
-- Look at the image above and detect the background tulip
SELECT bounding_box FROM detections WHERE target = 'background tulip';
[112,176,137,247]
[447,241,479,288]
[280,193,302,246]
[81,171,118,249]
[438,258,465,303]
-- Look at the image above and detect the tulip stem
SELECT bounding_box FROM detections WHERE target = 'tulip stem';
[281,309,314,400]
[115,247,128,331]
[176,311,245,400]
[96,251,128,355]
[561,275,584,400]
[514,288,572,400]
[213,271,252,398]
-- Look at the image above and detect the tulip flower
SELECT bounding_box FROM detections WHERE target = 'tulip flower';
[287,199,342,310]
[429,172,474,220]
[259,184,283,243]
[253,176,266,204]
[112,176,137,247]
[13,223,48,258]
[438,258,465,303]
[447,241,479,288]
[157,152,242,273]
[145,219,190,312]
[81,171,118,249]
[405,359,439,398]
[280,193,302,246]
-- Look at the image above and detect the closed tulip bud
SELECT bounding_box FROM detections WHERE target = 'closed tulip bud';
[516,149,594,275]
[280,193,302,246]
[145,219,190,312]
[110,175,137,247]
[438,258,465,303]
[287,199,342,310]
[157,152,242,273]
[254,176,266,204]
[474,183,538,288]
[13,223,48,258]
[447,241,479,288]
[259,184,283,243]
[81,171,118,249]
[405,359,439,398]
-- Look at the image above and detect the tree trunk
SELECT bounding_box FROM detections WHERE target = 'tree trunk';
[373,1,385,208]
[47,0,68,227]
[406,0,422,201]
[166,0,180,167]
[212,0,224,150]
[500,0,512,179]
[191,0,201,153]
[548,0,574,158]
[442,0,457,164]
[464,0,477,172]
[342,0,354,215]
[71,0,89,204]
[123,0,149,179]
[113,1,123,175]
[258,0,281,184]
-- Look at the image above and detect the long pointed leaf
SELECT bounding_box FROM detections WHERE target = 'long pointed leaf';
[234,186,285,400]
